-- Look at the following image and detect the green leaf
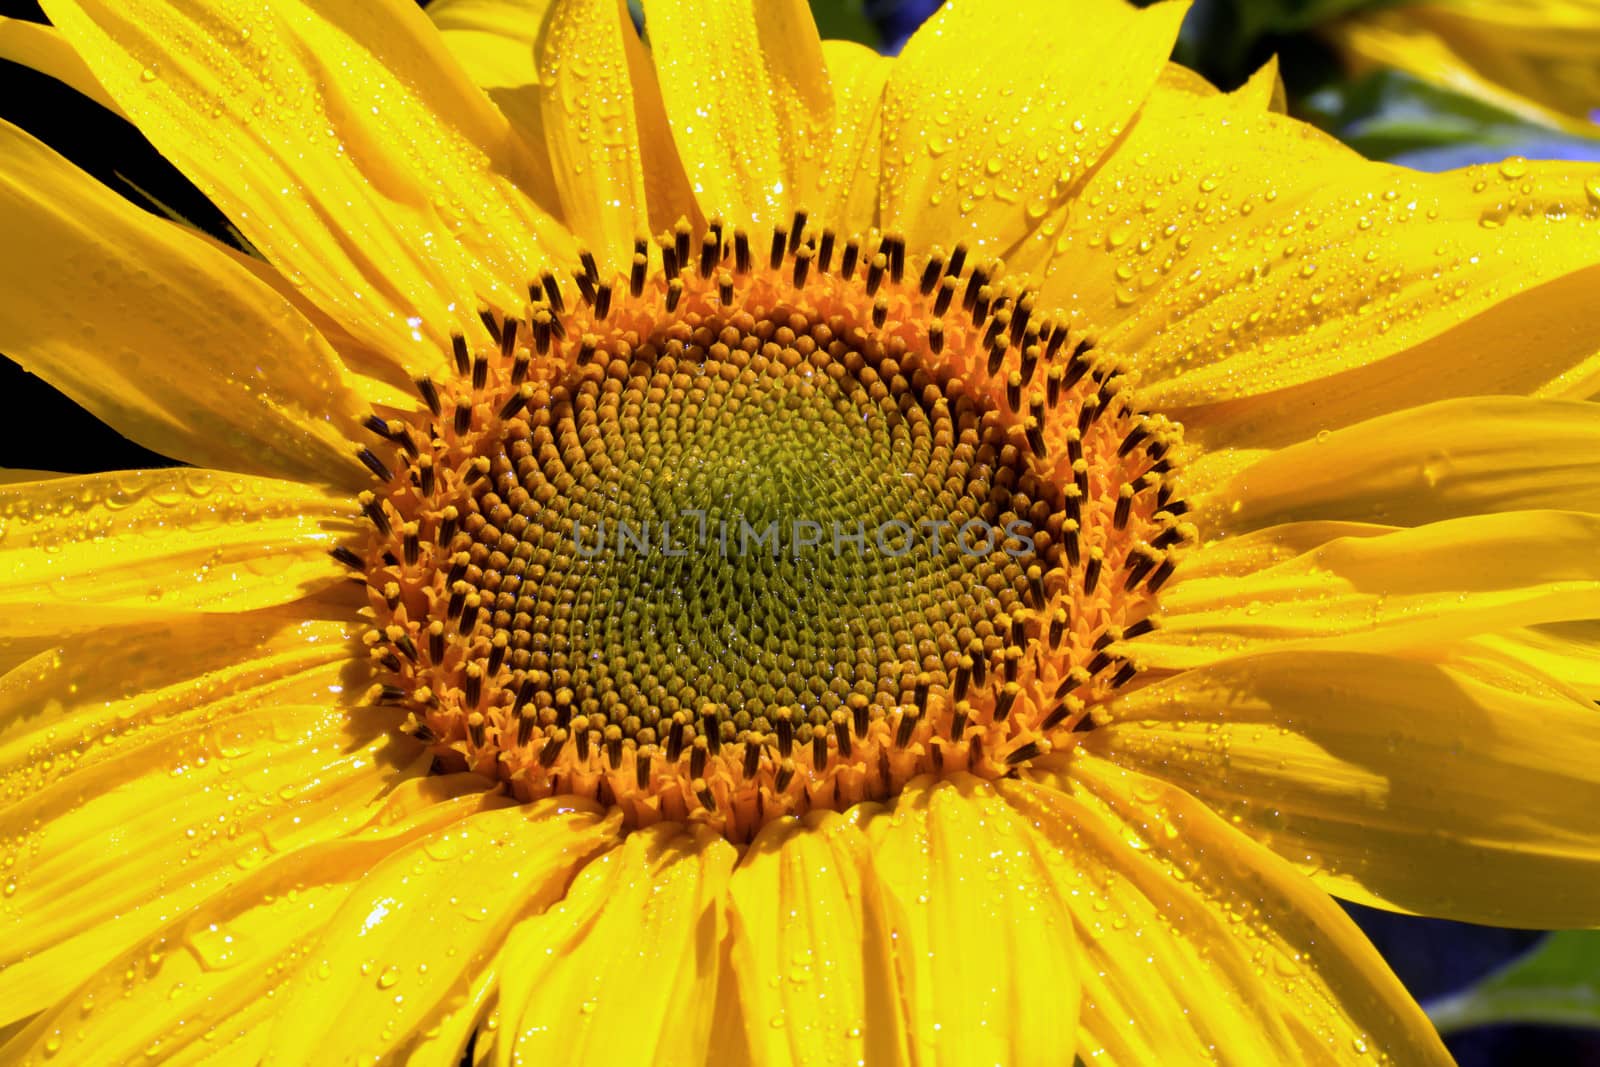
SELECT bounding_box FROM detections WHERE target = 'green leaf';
[809,0,879,48]
[1426,931,1600,1035]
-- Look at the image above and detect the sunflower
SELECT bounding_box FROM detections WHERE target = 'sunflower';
[1328,0,1600,137]
[1,0,1599,1062]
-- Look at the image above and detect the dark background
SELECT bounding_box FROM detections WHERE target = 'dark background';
[1,0,1593,1062]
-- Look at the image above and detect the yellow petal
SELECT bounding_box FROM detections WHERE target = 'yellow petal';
[495,823,736,1066]
[0,15,122,115]
[0,119,372,485]
[0,608,359,800]
[1010,759,1451,1064]
[1206,397,1600,531]
[642,0,833,230]
[0,788,499,1065]
[1460,620,1600,704]
[0,703,424,1025]
[861,774,1078,1066]
[1328,2,1600,135]
[725,811,909,1066]
[879,0,1187,255]
[1091,650,1600,927]
[262,799,617,1065]
[41,0,573,367]
[1143,510,1600,670]
[813,39,890,237]
[1017,85,1600,445]
[0,469,357,639]
[429,0,552,89]
[537,0,694,269]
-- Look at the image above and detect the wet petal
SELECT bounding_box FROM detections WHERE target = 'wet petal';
[1021,84,1600,445]
[642,0,832,229]
[880,0,1187,255]
[0,118,371,485]
[1091,650,1600,927]
[262,800,617,1065]
[536,0,696,269]
[0,15,122,114]
[0,786,498,1064]
[0,704,423,1024]
[1009,759,1450,1064]
[861,774,1077,1066]
[812,39,889,237]
[1143,510,1600,670]
[0,469,358,640]
[1204,396,1600,531]
[494,823,736,1065]
[725,811,909,1066]
[41,0,574,369]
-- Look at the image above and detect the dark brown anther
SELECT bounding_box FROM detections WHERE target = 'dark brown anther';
[701,708,722,754]
[962,266,988,312]
[1110,662,1138,688]
[1062,343,1094,392]
[982,310,1009,350]
[833,712,852,758]
[871,296,889,328]
[630,252,648,297]
[1076,396,1099,436]
[636,751,652,789]
[968,734,986,767]
[987,339,1008,377]
[540,732,566,768]
[362,413,392,441]
[1040,704,1070,731]
[532,311,552,354]
[573,268,597,305]
[812,732,827,768]
[793,246,813,288]
[1020,344,1040,385]
[360,493,391,536]
[1123,616,1158,640]
[946,242,968,277]
[579,248,599,285]
[1086,649,1112,676]
[487,636,508,675]
[1045,321,1070,359]
[475,311,498,345]
[953,657,972,701]
[708,215,724,250]
[734,228,752,274]
[415,376,442,418]
[516,707,537,748]
[476,350,493,388]
[451,333,471,376]
[666,718,686,762]
[818,229,836,273]
[1147,558,1176,592]
[666,278,685,313]
[690,743,708,779]
[1025,418,1047,459]
[851,696,869,739]
[417,456,436,496]
[577,336,597,365]
[1166,498,1189,517]
[357,448,393,482]
[933,276,957,317]
[1084,551,1103,595]
[696,779,717,811]
[1117,423,1149,457]
[594,283,612,321]
[376,685,405,704]
[1063,521,1081,566]
[742,742,761,779]
[970,645,989,689]
[769,226,787,270]
[950,701,969,740]
[660,239,680,281]
[498,384,533,420]
[458,597,480,635]
[774,759,796,793]
[919,255,944,295]
[886,234,906,283]
[1114,485,1134,530]
[453,401,473,436]
[865,253,886,296]
[928,321,945,354]
[331,546,365,570]
[789,209,808,253]
[511,351,531,385]
[1123,551,1157,591]
[895,709,918,747]
[391,629,419,663]
[1027,566,1047,609]
[513,676,537,715]
[607,731,624,770]
[427,621,446,662]
[575,729,592,763]
[994,682,1019,722]
[673,219,692,270]
[1005,741,1043,766]
[1010,295,1033,347]
[775,710,794,757]
[1048,608,1068,649]
[539,269,564,313]
[700,232,719,279]
[1066,428,1083,465]
[840,239,860,280]
[403,526,420,567]
[718,271,734,306]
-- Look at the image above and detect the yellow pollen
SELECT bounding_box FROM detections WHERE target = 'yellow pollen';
[337,213,1192,842]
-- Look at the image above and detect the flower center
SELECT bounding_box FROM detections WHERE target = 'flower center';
[337,216,1193,841]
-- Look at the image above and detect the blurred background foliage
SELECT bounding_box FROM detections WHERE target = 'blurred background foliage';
[1,0,1598,1061]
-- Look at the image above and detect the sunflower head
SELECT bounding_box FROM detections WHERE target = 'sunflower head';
[345,213,1192,839]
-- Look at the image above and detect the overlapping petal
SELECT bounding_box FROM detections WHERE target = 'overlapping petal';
[0,119,373,485]
[1016,82,1600,446]
[40,0,573,372]
[812,40,889,237]
[1090,651,1600,927]
[860,775,1078,1066]
[1009,759,1451,1063]
[0,469,358,640]
[643,0,833,229]
[0,784,498,1065]
[494,823,735,1065]
[880,0,1188,254]
[262,800,618,1065]
[1141,509,1600,669]
[725,811,908,1066]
